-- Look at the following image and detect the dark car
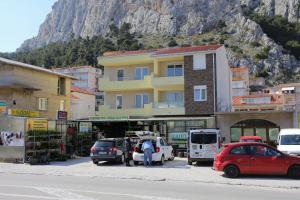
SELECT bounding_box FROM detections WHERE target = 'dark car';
[213,142,300,179]
[90,138,125,165]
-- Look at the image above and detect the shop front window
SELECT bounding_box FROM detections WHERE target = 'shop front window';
[231,128,242,142]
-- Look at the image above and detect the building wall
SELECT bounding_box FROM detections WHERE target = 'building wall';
[216,112,294,143]
[71,92,95,120]
[0,63,71,120]
[184,54,214,115]
[216,46,231,112]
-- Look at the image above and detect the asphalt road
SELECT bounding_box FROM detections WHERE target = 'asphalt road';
[0,172,299,200]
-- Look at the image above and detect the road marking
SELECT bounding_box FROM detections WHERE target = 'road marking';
[0,192,58,199]
[0,184,186,200]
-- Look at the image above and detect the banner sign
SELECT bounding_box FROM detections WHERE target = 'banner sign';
[0,131,24,146]
[27,119,48,131]
[8,109,39,117]
[57,111,67,120]
[0,101,6,113]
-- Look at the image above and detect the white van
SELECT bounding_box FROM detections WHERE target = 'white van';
[187,129,222,165]
[277,129,300,156]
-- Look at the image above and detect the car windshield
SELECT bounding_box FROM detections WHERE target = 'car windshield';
[191,132,217,144]
[280,135,300,145]
[95,141,114,147]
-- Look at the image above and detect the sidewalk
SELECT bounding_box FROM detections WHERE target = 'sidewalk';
[0,157,300,190]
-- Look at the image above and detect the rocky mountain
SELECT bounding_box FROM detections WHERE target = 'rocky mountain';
[18,0,300,84]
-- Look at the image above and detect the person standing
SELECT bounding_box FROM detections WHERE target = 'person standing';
[141,139,154,167]
[124,137,132,166]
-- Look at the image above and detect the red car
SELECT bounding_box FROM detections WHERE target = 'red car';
[239,136,262,143]
[213,142,300,179]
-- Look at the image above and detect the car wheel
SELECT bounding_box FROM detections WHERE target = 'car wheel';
[93,160,98,165]
[159,155,165,165]
[288,165,300,179]
[168,151,175,161]
[134,161,139,166]
[224,165,240,178]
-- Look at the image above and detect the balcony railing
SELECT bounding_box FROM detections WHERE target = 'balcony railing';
[153,102,184,108]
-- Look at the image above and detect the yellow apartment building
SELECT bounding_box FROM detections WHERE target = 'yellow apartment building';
[0,57,74,120]
[93,45,232,150]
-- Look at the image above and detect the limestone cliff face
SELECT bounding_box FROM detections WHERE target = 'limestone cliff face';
[19,0,242,50]
[18,0,300,84]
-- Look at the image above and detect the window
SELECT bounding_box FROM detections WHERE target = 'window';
[135,67,149,80]
[167,65,183,76]
[135,94,149,108]
[117,69,124,81]
[194,85,207,101]
[191,133,217,144]
[116,95,123,109]
[166,92,184,103]
[59,100,65,111]
[193,54,206,70]
[250,145,279,156]
[38,98,48,111]
[57,77,66,95]
[230,146,250,155]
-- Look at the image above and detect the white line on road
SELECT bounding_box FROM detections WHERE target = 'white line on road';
[0,184,187,200]
[0,192,58,199]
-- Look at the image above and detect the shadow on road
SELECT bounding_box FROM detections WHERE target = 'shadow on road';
[50,157,91,166]
[220,173,291,180]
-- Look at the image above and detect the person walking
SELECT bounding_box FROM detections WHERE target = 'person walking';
[124,137,132,166]
[141,139,154,167]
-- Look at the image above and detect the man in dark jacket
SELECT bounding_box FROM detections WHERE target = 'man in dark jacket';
[124,137,132,166]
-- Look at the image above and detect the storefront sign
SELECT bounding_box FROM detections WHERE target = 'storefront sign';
[90,116,129,120]
[79,122,92,133]
[0,101,7,113]
[169,132,188,144]
[27,119,48,131]
[8,109,39,117]
[57,111,68,120]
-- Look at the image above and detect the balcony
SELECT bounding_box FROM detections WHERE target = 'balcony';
[96,104,152,118]
[152,75,184,89]
[99,75,152,91]
[152,102,185,116]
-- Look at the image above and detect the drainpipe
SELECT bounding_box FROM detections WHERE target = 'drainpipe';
[293,105,298,128]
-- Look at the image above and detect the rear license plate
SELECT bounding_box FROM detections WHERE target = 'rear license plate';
[98,152,107,155]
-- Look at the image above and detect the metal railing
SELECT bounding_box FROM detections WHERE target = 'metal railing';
[153,102,184,109]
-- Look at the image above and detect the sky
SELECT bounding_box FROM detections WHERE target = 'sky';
[0,0,56,52]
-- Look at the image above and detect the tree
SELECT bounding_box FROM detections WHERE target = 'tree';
[168,37,178,47]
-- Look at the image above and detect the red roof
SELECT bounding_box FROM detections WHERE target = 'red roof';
[103,49,157,57]
[71,94,80,100]
[154,44,222,55]
[233,94,283,105]
[103,44,222,57]
[71,86,95,96]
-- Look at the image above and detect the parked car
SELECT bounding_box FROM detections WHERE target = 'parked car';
[277,129,300,156]
[90,138,125,165]
[132,137,174,165]
[213,142,300,179]
[187,129,223,165]
[239,136,263,143]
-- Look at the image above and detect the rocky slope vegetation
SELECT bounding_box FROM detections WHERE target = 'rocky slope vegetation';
[14,0,300,84]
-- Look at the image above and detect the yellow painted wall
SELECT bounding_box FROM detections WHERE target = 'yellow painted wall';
[0,63,72,120]
[104,63,153,81]
[105,90,154,108]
